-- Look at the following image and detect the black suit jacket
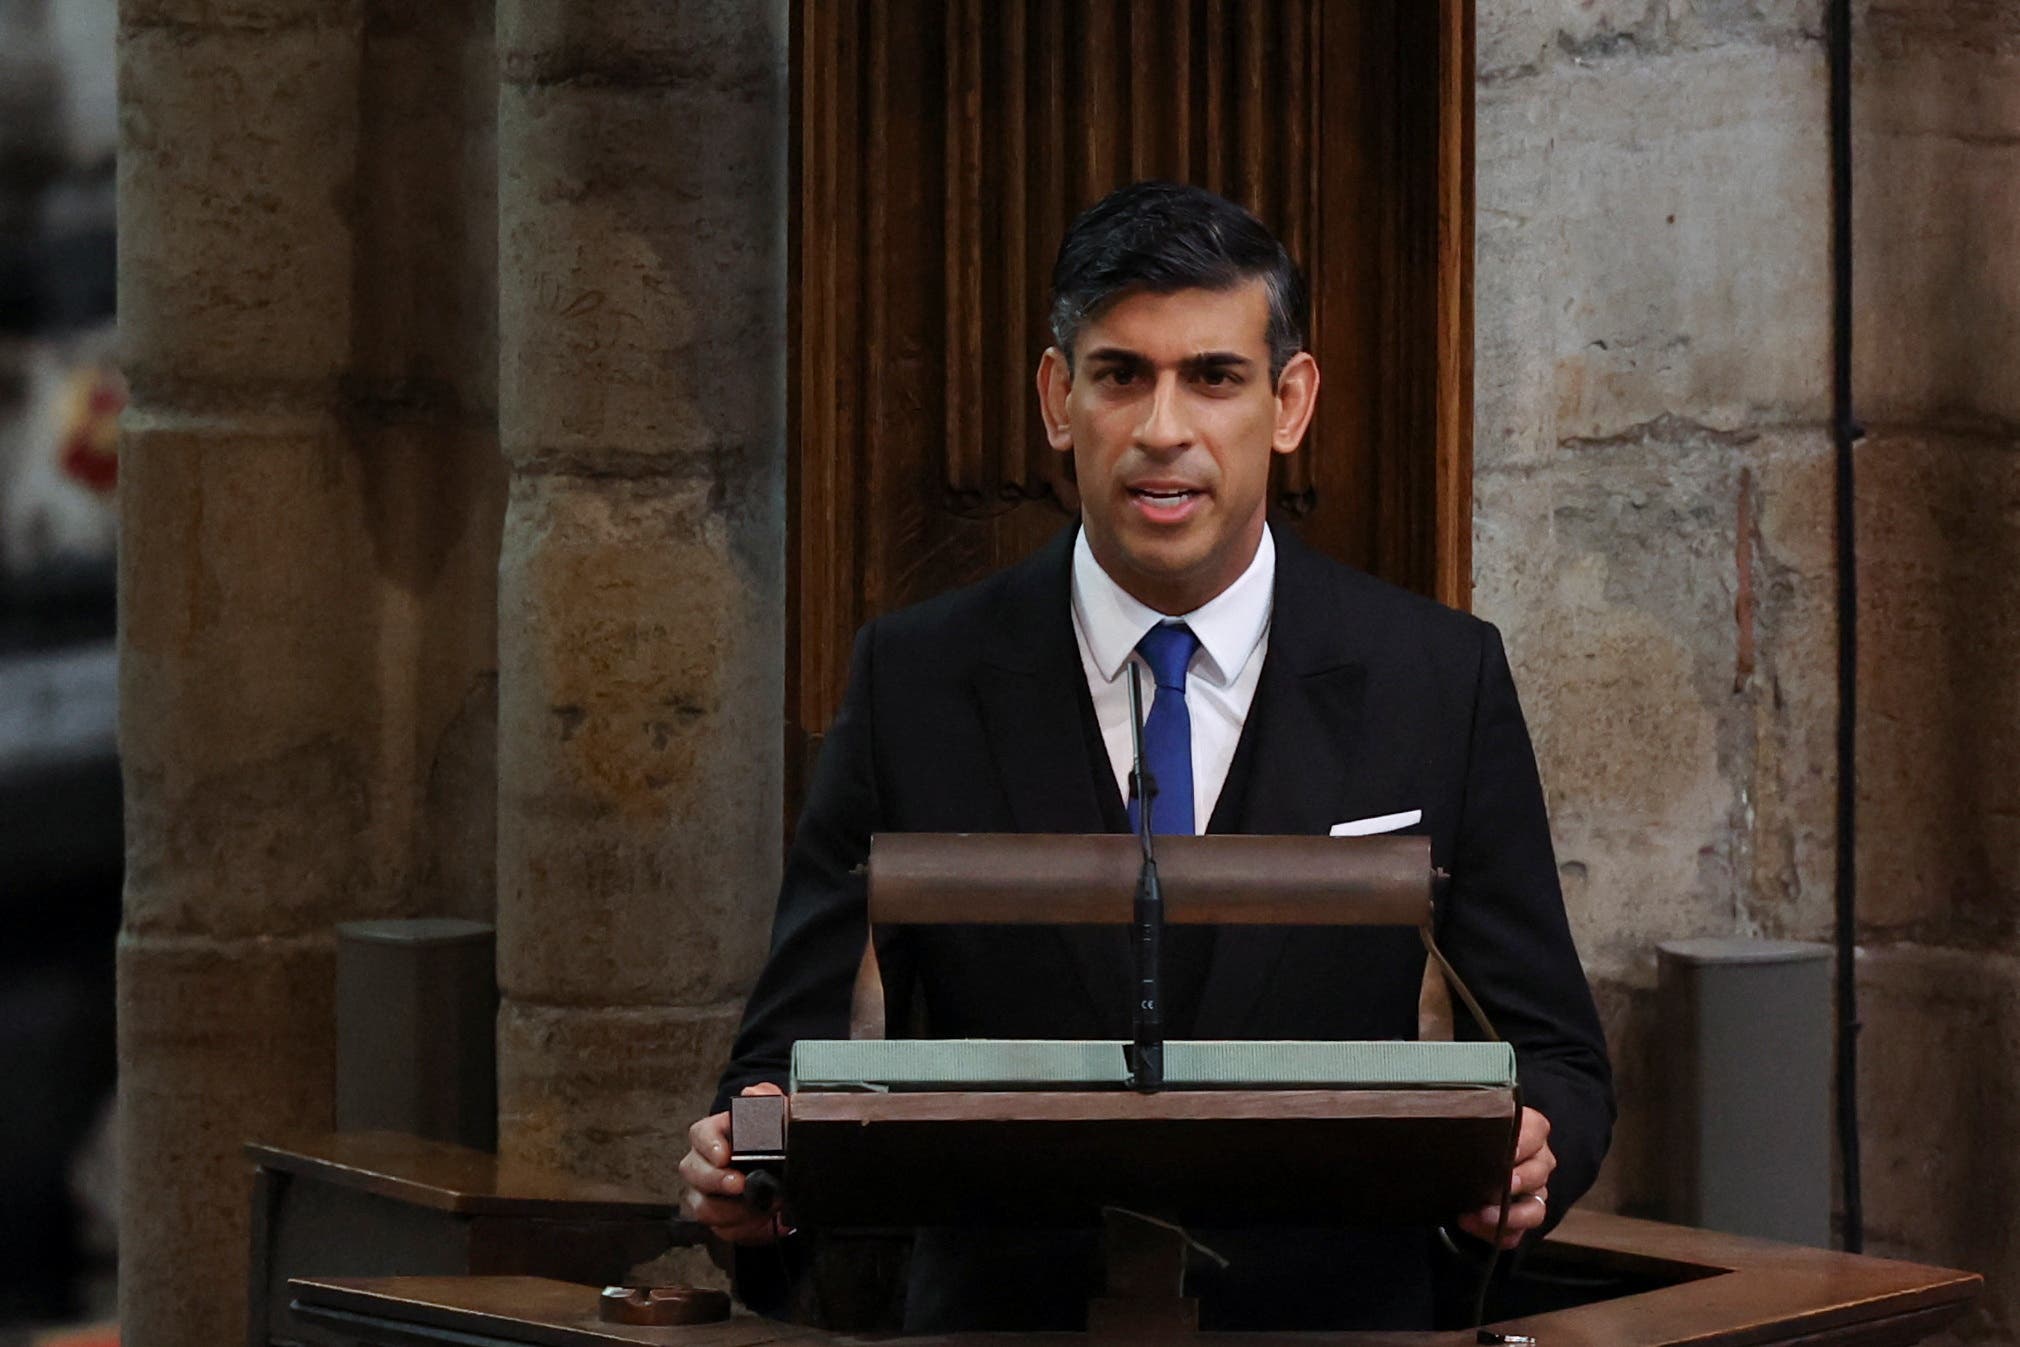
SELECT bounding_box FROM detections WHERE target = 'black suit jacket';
[718,523,1613,1330]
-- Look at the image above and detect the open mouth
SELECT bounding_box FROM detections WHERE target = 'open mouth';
[1126,484,1206,523]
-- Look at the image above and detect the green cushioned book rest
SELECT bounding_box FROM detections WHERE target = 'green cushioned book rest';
[790,1037,1516,1092]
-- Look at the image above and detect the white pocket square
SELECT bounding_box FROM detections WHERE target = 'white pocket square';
[1329,809,1422,837]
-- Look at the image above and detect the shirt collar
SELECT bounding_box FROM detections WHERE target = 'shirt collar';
[1071,524,1276,687]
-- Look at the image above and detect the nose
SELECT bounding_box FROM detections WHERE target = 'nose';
[1134,371,1192,453]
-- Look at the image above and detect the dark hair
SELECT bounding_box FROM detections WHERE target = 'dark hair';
[1047,180,1308,382]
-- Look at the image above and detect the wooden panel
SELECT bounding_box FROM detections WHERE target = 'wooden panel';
[245,1133,675,1219]
[784,1087,1516,1226]
[789,0,1476,797]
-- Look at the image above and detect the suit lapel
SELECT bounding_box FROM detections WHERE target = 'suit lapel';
[1194,524,1376,1036]
[972,526,1126,1027]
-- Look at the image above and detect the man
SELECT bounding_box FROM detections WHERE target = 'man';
[681,181,1612,1331]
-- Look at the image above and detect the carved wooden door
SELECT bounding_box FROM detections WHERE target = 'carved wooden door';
[789,0,1474,810]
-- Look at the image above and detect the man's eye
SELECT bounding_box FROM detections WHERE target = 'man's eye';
[1096,367,1138,386]
[1196,368,1237,388]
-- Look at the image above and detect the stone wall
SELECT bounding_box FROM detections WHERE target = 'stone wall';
[1473,1,2020,1339]
[115,4,787,1345]
[116,3,505,1346]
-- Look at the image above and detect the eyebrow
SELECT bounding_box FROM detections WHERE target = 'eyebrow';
[1081,347,1256,373]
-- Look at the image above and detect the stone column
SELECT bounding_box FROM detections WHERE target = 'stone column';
[493,3,787,1196]
[116,4,500,1347]
[1849,3,2020,1331]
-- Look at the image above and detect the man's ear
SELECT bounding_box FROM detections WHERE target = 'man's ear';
[1271,350,1320,455]
[1036,346,1073,451]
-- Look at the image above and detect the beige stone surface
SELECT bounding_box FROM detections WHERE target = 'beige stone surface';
[117,19,358,396]
[496,5,786,474]
[496,998,743,1196]
[1854,431,2020,939]
[1477,41,1829,467]
[118,422,382,937]
[1858,943,2020,1342]
[1481,0,1819,82]
[1475,430,1837,982]
[496,474,776,1008]
[1739,446,1840,944]
[1479,457,1734,981]
[117,933,336,1347]
[119,419,505,936]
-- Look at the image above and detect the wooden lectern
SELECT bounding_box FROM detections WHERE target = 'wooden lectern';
[732,831,1523,1253]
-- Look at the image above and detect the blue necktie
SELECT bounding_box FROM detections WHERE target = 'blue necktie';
[1128,622,1201,836]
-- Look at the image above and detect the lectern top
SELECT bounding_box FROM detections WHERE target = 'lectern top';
[867,832,1433,927]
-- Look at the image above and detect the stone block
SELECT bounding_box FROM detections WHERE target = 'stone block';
[1856,943,2020,1341]
[1853,431,2020,939]
[495,73,785,472]
[118,420,386,937]
[1479,0,1819,84]
[496,998,744,1195]
[1665,0,1821,49]
[1741,444,1839,943]
[496,0,786,94]
[1480,0,1667,81]
[1474,430,1837,979]
[496,475,779,1010]
[117,933,336,1347]
[118,21,359,397]
[1853,38,2020,425]
[118,416,506,937]
[1475,43,1829,459]
[1475,78,1558,467]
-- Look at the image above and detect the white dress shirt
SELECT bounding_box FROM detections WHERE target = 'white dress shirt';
[1070,526,1275,833]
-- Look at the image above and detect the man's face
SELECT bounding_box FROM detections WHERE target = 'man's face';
[1037,281,1319,614]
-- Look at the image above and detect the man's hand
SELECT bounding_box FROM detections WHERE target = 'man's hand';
[678,1083,786,1245]
[1456,1106,1554,1250]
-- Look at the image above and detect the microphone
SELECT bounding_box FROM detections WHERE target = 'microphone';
[1126,662,1165,1092]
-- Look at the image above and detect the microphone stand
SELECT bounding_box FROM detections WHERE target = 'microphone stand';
[1126,663,1164,1092]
